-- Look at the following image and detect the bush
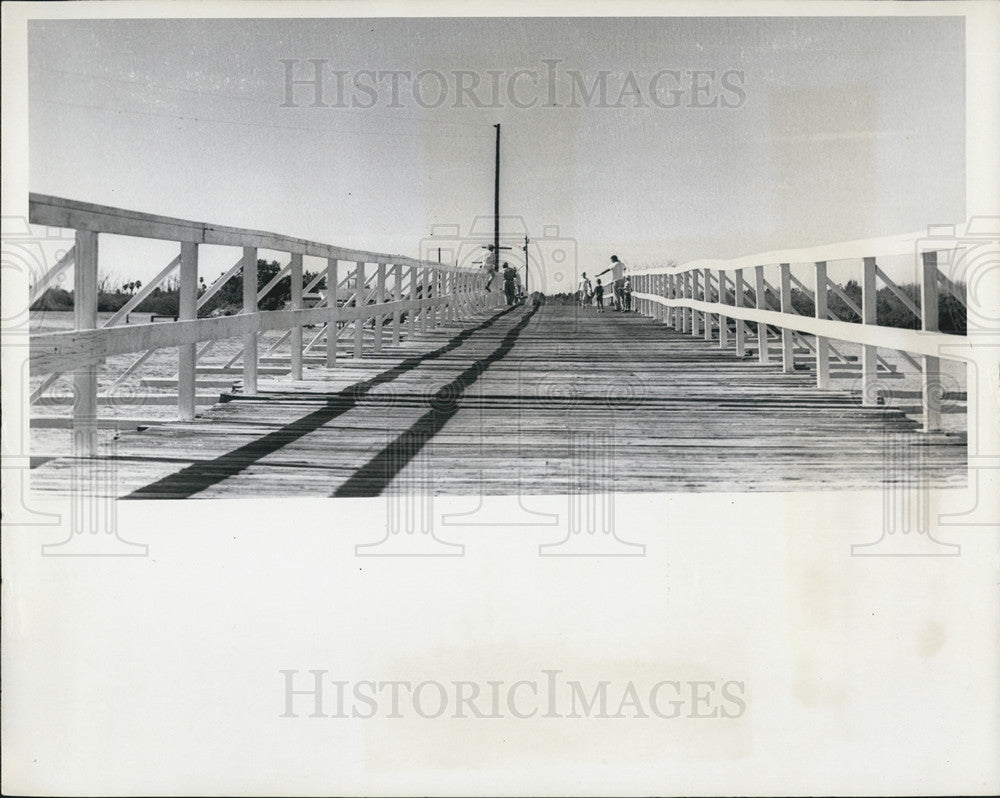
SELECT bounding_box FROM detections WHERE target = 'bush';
[30,287,73,311]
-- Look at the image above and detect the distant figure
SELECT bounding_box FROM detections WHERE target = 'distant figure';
[513,268,524,304]
[623,277,632,311]
[597,255,627,311]
[579,272,593,307]
[502,262,517,306]
[594,279,605,312]
[482,245,497,292]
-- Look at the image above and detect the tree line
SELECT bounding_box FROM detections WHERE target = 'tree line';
[29,260,327,317]
[31,263,966,334]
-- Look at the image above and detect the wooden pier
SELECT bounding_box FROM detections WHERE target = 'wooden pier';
[26,196,971,498]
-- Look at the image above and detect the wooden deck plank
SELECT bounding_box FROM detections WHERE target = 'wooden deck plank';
[29,303,966,497]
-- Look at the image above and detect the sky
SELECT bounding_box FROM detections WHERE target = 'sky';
[27,16,965,290]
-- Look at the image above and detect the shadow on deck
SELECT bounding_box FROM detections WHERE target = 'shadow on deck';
[29,303,967,497]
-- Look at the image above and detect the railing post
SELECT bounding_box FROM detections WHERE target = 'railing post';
[717,269,729,349]
[373,263,386,353]
[455,270,463,319]
[668,274,677,328]
[682,272,691,333]
[242,246,258,394]
[434,268,443,327]
[690,270,701,336]
[861,256,878,405]
[354,262,365,358]
[703,267,713,341]
[289,253,304,377]
[734,268,746,357]
[445,270,454,321]
[73,230,99,456]
[325,257,337,368]
[178,240,199,419]
[408,265,417,337]
[920,251,942,431]
[754,265,769,364]
[420,266,429,333]
[392,263,403,344]
[779,263,794,373]
[814,261,830,388]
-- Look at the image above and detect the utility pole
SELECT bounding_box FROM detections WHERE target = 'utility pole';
[523,235,530,293]
[493,124,500,261]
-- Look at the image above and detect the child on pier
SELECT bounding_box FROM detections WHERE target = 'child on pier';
[594,279,605,312]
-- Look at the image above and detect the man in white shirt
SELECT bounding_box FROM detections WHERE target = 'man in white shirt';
[596,255,627,311]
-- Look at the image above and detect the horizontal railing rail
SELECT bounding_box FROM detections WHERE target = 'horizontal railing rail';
[29,193,442,269]
[27,194,485,455]
[631,231,972,433]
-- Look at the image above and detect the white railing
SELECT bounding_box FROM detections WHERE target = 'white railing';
[631,230,972,433]
[28,194,482,455]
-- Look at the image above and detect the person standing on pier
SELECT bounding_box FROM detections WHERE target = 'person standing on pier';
[502,262,518,306]
[596,255,627,311]
[594,279,605,312]
[578,272,593,307]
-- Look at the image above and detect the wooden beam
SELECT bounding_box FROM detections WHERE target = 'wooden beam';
[717,269,729,349]
[408,265,418,337]
[392,263,403,343]
[734,269,746,358]
[290,253,304,378]
[690,270,701,336]
[921,251,942,432]
[703,268,713,341]
[29,193,444,271]
[325,258,338,368]
[814,261,831,389]
[779,263,794,373]
[628,293,969,362]
[242,246,258,394]
[754,266,769,364]
[861,256,878,406]
[177,242,198,420]
[354,262,365,358]
[73,230,99,456]
[28,245,75,307]
[105,255,181,328]
[197,256,244,309]
[875,264,921,319]
[936,269,967,309]
[827,278,863,319]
